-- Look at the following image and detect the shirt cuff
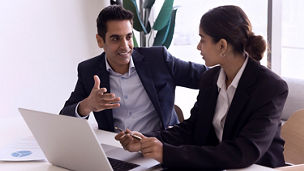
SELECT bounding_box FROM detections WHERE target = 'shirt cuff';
[75,102,88,118]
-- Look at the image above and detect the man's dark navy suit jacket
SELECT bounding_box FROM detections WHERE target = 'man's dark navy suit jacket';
[60,46,206,131]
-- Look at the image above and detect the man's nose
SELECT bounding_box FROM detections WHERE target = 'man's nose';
[120,39,129,49]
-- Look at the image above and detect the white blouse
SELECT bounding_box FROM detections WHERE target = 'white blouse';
[212,57,248,142]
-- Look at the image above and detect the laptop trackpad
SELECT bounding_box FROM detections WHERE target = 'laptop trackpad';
[101,144,159,169]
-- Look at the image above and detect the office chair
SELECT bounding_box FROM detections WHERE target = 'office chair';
[281,77,304,124]
[281,109,304,165]
[174,104,184,122]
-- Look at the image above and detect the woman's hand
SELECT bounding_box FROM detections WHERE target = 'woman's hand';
[115,129,144,152]
[141,137,163,163]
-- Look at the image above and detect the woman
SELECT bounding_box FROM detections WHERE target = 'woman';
[115,5,288,170]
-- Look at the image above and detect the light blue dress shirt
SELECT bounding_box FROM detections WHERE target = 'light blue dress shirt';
[105,57,161,134]
[106,57,161,134]
[76,56,161,134]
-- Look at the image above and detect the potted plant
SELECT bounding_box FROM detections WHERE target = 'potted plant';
[111,0,177,48]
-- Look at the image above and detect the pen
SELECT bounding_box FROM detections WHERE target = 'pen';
[114,126,142,141]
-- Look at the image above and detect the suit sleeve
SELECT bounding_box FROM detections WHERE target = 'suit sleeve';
[160,81,288,169]
[147,101,200,145]
[59,64,88,117]
[161,47,207,89]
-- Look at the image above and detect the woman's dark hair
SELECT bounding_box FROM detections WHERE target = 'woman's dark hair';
[96,5,133,41]
[200,5,266,61]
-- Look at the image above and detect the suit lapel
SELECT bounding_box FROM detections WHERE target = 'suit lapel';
[95,53,114,130]
[198,82,219,144]
[193,68,220,144]
[222,58,257,139]
[97,54,110,91]
[132,50,164,127]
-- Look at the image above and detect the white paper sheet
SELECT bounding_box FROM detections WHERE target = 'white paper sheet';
[0,136,46,161]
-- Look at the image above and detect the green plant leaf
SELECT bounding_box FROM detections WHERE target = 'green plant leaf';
[123,0,147,33]
[153,8,177,48]
[163,8,177,48]
[153,19,171,46]
[133,32,139,47]
[143,0,155,9]
[152,0,174,30]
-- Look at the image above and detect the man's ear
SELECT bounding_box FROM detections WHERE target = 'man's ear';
[218,38,228,56]
[96,34,104,48]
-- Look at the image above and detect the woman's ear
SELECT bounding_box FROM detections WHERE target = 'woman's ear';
[96,34,104,48]
[218,38,228,57]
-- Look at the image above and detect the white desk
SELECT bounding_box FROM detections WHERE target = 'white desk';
[0,116,277,171]
[0,115,122,171]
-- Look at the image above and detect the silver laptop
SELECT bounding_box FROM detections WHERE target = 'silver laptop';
[19,108,159,171]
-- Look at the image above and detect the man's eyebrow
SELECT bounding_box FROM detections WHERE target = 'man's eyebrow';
[109,35,120,39]
[199,34,204,38]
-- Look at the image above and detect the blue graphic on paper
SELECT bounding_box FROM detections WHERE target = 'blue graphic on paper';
[11,150,32,157]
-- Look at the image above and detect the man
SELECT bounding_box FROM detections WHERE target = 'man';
[60,5,206,134]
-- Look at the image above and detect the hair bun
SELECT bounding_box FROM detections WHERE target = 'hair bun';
[245,34,266,61]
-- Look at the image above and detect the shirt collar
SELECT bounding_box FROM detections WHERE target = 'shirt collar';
[105,55,135,76]
[217,56,249,90]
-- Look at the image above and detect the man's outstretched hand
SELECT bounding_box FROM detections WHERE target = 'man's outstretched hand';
[78,75,121,116]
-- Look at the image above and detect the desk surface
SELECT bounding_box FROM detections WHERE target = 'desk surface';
[0,116,281,171]
[276,164,304,171]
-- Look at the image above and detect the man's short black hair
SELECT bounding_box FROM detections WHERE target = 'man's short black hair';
[97,5,134,41]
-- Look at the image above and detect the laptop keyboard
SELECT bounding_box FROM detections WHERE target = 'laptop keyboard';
[108,157,139,171]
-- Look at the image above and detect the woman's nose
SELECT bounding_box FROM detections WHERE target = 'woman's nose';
[197,43,201,50]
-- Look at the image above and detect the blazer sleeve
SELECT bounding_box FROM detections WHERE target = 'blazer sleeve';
[159,80,288,169]
[161,47,207,89]
[59,64,88,117]
[147,101,200,145]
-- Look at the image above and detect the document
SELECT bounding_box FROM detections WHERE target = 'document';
[0,136,46,161]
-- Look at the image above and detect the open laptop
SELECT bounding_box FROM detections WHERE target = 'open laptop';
[19,108,159,171]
